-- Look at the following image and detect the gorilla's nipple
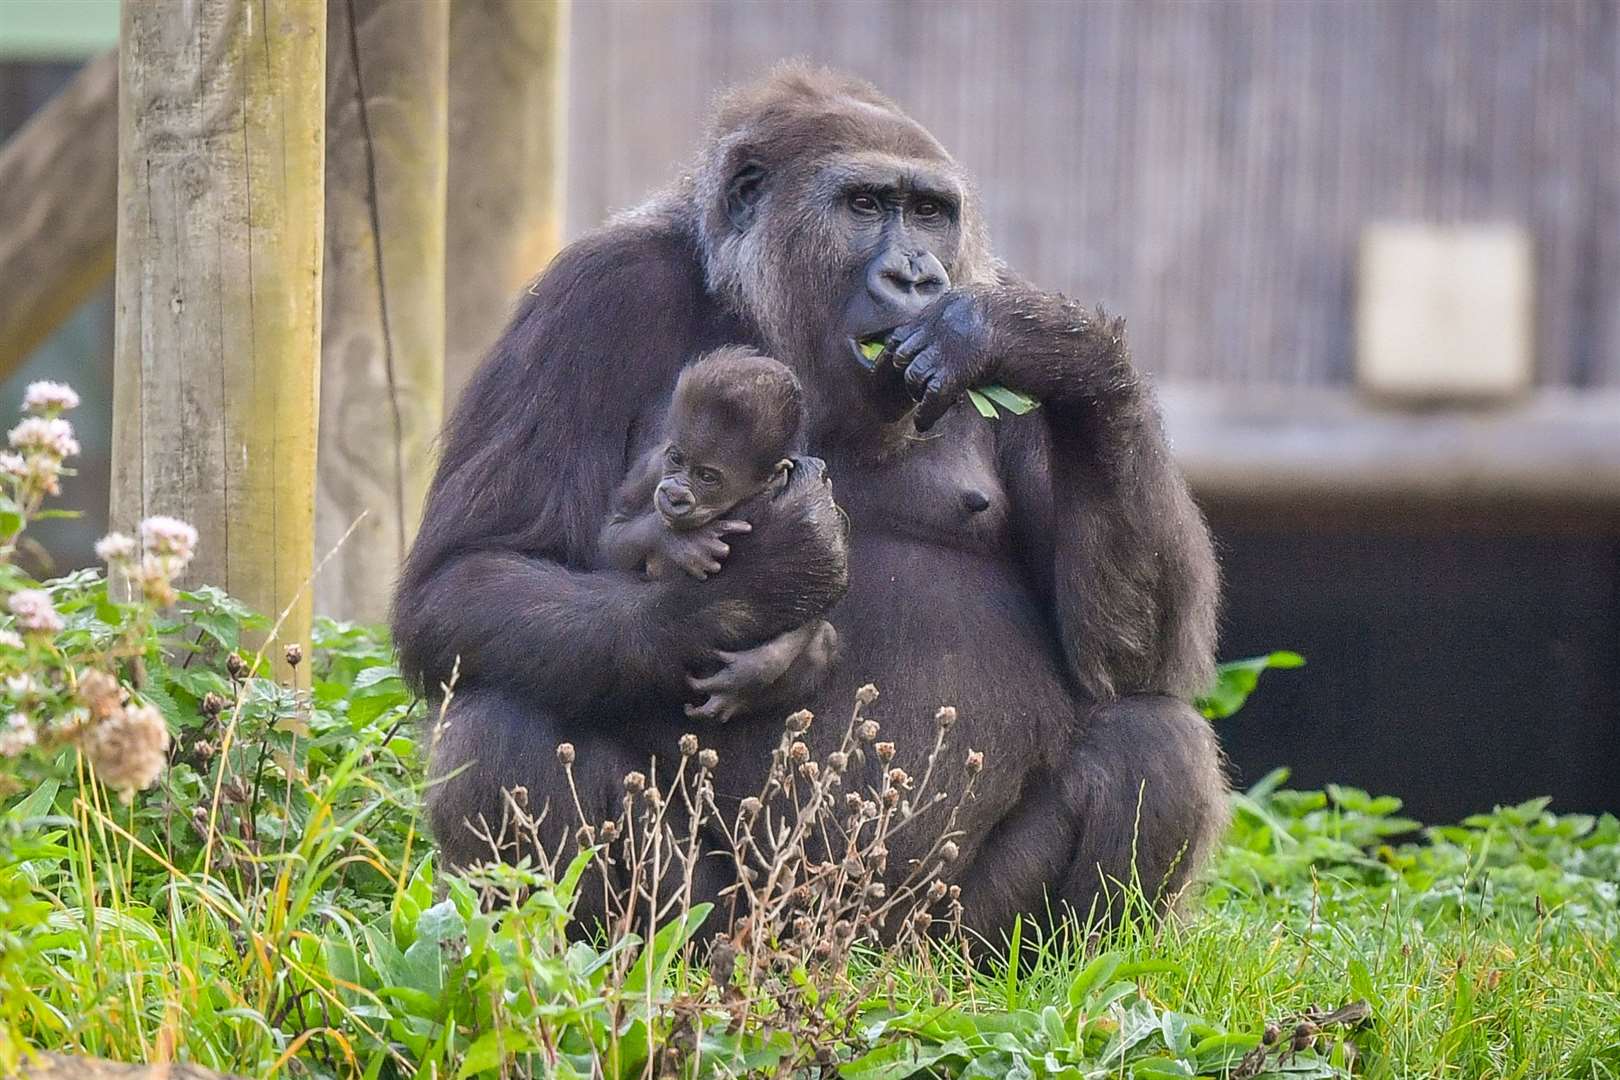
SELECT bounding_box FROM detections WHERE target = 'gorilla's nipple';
[961,489,991,514]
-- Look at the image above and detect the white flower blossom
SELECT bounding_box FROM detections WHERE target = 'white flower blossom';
[0,453,25,479]
[95,532,138,565]
[21,381,80,414]
[0,712,35,757]
[8,590,62,635]
[7,416,80,459]
[0,630,22,650]
[139,516,199,564]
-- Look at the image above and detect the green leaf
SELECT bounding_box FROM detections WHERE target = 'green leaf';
[352,665,405,692]
[1197,651,1305,719]
[839,1037,969,1080]
[978,383,1040,414]
[456,1029,537,1079]
[621,902,711,998]
[1066,951,1122,1014]
[966,388,1000,419]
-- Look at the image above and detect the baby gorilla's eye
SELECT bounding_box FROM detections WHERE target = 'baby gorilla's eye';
[694,467,723,487]
[848,192,882,216]
[666,447,685,467]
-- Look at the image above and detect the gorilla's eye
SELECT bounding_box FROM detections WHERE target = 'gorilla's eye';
[848,192,882,216]
[667,447,685,468]
[914,200,943,220]
[694,467,723,487]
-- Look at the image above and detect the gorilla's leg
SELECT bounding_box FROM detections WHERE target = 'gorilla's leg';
[1052,695,1229,922]
[424,686,738,932]
[955,695,1227,936]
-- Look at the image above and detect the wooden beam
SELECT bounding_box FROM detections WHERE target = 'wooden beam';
[0,49,116,377]
[1161,384,1620,507]
[111,0,325,682]
[314,0,449,621]
[443,0,569,411]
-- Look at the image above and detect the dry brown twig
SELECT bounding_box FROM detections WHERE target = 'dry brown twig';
[459,682,985,1075]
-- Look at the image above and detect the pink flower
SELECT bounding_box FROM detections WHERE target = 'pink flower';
[7,589,62,635]
[21,381,80,414]
[7,416,79,459]
[0,712,35,757]
[95,532,138,565]
[139,516,198,564]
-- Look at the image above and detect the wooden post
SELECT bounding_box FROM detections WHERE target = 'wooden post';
[314,0,449,621]
[0,49,118,379]
[111,0,325,681]
[444,0,570,411]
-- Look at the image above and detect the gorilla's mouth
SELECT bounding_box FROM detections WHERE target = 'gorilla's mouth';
[849,335,891,371]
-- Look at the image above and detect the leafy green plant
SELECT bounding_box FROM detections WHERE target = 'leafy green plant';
[1197,651,1305,720]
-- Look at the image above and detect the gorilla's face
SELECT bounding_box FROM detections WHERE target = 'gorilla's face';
[705,100,984,428]
[813,161,963,374]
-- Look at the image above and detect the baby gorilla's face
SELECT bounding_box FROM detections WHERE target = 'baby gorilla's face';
[655,443,775,529]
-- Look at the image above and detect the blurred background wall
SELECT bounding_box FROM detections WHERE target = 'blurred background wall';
[2,0,1617,821]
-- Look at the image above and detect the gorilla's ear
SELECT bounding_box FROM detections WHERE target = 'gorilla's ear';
[725,162,768,232]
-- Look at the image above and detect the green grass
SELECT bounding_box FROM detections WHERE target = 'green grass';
[2,604,1617,1078]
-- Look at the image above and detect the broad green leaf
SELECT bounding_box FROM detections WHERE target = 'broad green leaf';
[1066,951,1121,1013]
[456,1029,537,1079]
[840,1037,969,1080]
[978,383,1040,414]
[1197,651,1305,719]
[966,388,1000,418]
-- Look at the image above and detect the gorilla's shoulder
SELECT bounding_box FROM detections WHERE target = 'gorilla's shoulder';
[522,221,710,325]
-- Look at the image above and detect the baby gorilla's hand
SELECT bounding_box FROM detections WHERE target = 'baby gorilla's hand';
[661,519,752,580]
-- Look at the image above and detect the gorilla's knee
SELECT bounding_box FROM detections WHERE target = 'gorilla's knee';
[423,688,583,870]
[1057,695,1229,919]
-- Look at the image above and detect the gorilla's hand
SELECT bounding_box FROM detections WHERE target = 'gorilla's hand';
[667,456,848,719]
[877,286,1001,432]
[880,283,1126,432]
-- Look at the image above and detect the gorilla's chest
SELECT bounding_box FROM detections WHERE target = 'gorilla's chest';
[823,413,1010,553]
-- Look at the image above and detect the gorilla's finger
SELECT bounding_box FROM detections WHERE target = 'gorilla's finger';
[915,371,966,431]
[890,324,932,364]
[714,520,752,535]
[903,344,945,399]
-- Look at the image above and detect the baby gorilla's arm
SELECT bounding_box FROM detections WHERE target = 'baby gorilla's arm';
[685,619,837,722]
[598,447,666,572]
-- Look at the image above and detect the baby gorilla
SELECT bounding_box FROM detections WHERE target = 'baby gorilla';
[599,346,805,581]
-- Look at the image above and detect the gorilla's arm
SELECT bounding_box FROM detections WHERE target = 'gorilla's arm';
[882,283,1219,701]
[394,227,718,711]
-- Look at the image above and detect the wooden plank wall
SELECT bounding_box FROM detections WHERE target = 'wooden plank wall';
[565,0,1619,390]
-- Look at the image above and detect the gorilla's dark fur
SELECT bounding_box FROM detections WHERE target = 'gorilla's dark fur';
[394,63,1227,936]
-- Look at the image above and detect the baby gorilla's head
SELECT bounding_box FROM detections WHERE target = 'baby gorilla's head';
[657,347,806,529]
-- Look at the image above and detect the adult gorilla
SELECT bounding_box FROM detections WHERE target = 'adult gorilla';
[394,64,1226,935]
